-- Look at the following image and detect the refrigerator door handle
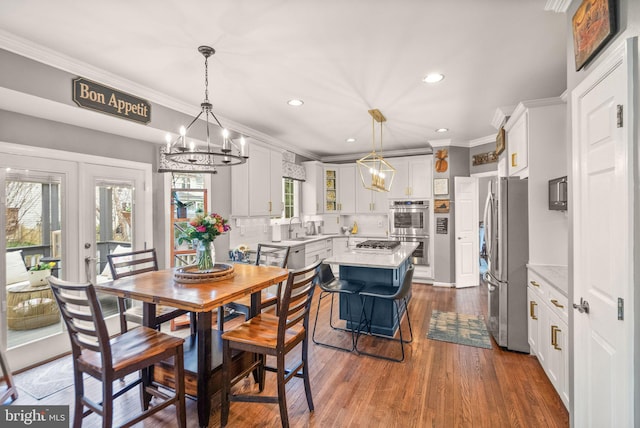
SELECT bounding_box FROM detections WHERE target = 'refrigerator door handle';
[484,271,503,291]
[483,190,493,260]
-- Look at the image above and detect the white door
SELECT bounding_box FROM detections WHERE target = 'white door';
[80,163,152,335]
[454,176,479,288]
[572,39,634,427]
[0,154,78,369]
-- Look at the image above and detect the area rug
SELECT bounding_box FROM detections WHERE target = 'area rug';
[427,310,493,349]
[14,355,75,400]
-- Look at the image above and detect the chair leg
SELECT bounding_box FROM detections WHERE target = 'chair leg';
[402,297,414,344]
[355,297,412,362]
[301,336,314,412]
[102,375,113,428]
[221,339,231,427]
[72,364,84,428]
[312,292,357,352]
[117,297,128,333]
[258,354,266,393]
[174,345,186,428]
[276,353,290,428]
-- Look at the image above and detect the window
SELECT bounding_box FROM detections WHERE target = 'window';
[282,177,300,219]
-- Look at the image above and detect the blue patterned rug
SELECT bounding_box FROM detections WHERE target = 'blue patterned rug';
[427,310,493,349]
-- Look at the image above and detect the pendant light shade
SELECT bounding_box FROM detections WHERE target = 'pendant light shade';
[357,109,396,192]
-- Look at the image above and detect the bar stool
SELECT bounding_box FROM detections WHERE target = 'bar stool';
[355,265,414,362]
[312,263,364,352]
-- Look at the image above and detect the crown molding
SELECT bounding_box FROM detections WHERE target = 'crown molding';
[320,146,433,163]
[0,30,321,161]
[544,0,572,13]
[505,96,565,131]
[469,134,496,148]
[491,105,516,130]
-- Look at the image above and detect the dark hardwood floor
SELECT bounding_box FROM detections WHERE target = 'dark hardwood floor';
[5,281,569,427]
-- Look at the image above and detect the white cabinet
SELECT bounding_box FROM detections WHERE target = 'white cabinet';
[505,98,565,180]
[304,237,333,266]
[324,164,356,214]
[302,161,324,215]
[232,144,283,217]
[527,268,569,409]
[355,185,387,214]
[388,155,433,199]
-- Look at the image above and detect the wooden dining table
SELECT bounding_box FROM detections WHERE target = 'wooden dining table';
[94,263,289,427]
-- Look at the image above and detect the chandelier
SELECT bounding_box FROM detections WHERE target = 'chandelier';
[356,109,396,192]
[159,46,248,174]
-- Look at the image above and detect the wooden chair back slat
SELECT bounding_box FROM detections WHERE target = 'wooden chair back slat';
[107,249,159,280]
[278,260,321,341]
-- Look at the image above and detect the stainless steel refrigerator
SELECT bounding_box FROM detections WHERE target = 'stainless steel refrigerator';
[483,177,529,353]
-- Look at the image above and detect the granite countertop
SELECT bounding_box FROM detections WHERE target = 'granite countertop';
[527,264,568,296]
[323,242,418,269]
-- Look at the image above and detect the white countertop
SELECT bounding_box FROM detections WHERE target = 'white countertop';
[236,233,389,251]
[527,264,568,296]
[323,242,418,269]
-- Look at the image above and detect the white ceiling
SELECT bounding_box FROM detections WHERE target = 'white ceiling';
[0,0,567,160]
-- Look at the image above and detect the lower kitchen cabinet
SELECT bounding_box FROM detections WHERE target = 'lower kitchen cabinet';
[527,267,569,409]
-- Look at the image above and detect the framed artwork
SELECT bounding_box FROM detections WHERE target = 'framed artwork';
[433,178,449,196]
[434,199,450,214]
[495,127,505,155]
[472,151,499,166]
[572,0,617,71]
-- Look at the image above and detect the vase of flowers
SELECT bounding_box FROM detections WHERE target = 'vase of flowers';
[29,261,56,286]
[178,211,231,272]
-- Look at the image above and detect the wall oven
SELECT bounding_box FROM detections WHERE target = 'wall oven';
[393,235,429,266]
[389,200,429,237]
[389,200,430,266]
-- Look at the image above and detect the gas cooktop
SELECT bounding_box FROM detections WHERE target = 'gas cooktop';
[355,240,401,252]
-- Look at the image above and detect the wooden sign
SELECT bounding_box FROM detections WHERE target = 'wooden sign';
[72,77,151,124]
[472,151,499,166]
[434,199,450,214]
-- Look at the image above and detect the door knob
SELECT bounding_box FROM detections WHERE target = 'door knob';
[573,298,590,314]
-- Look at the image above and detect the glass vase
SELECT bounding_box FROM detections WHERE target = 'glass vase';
[194,239,215,271]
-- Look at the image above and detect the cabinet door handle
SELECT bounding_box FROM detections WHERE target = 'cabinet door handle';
[551,325,562,350]
[530,280,540,287]
[550,299,564,309]
[511,153,518,167]
[529,301,538,320]
[269,201,272,212]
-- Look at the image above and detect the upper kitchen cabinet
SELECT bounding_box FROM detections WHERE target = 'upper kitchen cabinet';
[231,142,283,217]
[324,164,356,214]
[505,98,565,180]
[302,161,324,215]
[355,181,388,214]
[388,155,433,199]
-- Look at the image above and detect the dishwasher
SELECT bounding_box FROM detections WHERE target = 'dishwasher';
[288,245,305,269]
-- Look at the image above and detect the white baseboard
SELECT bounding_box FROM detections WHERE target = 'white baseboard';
[432,281,455,288]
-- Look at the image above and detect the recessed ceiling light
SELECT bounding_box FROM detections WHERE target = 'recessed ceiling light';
[435,128,449,133]
[422,73,444,83]
[346,137,357,143]
[287,99,304,107]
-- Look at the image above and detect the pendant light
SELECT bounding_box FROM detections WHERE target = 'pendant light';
[158,46,248,174]
[357,109,396,192]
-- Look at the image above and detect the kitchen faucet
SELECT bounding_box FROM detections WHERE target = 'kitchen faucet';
[288,216,300,237]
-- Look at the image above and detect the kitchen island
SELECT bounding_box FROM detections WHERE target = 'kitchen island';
[323,241,418,336]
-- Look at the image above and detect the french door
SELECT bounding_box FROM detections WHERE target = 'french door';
[0,143,152,371]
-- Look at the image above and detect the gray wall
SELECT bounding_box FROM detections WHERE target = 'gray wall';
[469,142,498,175]
[433,146,470,284]
[0,48,235,268]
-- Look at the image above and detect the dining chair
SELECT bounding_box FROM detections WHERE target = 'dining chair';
[355,264,415,362]
[107,248,195,334]
[47,276,186,428]
[0,348,18,404]
[220,259,321,428]
[311,263,365,352]
[219,243,291,331]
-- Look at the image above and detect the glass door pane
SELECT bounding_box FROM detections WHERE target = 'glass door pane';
[4,170,63,348]
[93,181,134,317]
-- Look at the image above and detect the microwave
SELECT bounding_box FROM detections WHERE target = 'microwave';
[549,176,567,211]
